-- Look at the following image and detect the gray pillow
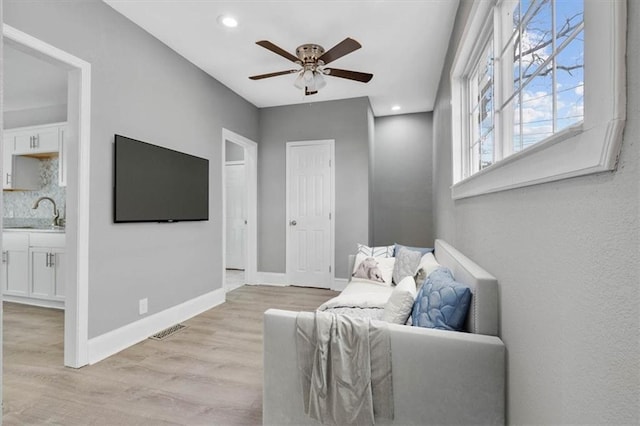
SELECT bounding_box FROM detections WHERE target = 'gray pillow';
[392,247,422,284]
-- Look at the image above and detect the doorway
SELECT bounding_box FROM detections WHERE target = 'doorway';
[221,129,257,292]
[2,25,91,368]
[285,140,335,288]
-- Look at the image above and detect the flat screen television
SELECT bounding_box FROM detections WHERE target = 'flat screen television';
[114,134,209,223]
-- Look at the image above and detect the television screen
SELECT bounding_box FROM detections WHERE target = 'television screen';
[114,135,209,223]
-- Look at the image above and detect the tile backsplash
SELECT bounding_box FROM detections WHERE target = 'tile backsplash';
[4,157,66,224]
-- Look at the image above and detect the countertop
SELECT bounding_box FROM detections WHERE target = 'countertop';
[3,226,65,234]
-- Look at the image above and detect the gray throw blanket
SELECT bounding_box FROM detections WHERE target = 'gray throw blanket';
[295,311,393,425]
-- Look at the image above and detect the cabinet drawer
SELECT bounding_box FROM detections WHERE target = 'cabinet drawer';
[29,233,65,248]
[3,233,29,250]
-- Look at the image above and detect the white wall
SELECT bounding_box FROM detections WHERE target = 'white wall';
[4,0,260,338]
[432,0,639,423]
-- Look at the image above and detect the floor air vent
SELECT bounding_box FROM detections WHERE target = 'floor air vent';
[149,324,187,341]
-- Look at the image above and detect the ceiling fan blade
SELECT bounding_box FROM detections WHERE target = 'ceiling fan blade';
[256,40,299,63]
[318,38,362,65]
[249,69,299,80]
[324,68,373,83]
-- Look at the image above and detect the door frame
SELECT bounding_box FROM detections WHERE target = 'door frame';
[285,139,335,287]
[3,25,92,368]
[221,129,257,288]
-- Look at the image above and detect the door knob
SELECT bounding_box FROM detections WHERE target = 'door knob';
[290,220,297,226]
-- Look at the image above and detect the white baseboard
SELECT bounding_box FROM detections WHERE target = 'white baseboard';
[253,272,287,286]
[252,272,347,291]
[332,278,348,292]
[3,295,64,310]
[87,287,226,365]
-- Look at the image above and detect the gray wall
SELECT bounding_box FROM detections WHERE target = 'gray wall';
[258,97,371,278]
[432,1,639,423]
[5,0,259,338]
[372,113,433,247]
[4,104,67,129]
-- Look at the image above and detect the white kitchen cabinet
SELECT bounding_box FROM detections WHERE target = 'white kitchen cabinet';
[1,233,29,297]
[2,231,65,308]
[10,123,61,155]
[3,135,40,190]
[29,247,65,302]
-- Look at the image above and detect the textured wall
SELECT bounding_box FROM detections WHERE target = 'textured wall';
[4,0,259,338]
[432,0,639,423]
[372,113,433,247]
[258,97,370,278]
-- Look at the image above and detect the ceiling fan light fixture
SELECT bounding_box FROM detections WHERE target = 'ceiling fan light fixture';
[313,71,326,90]
[294,73,305,89]
[391,105,401,111]
[303,69,314,83]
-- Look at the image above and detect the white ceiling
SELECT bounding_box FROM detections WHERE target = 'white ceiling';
[3,44,68,112]
[104,0,459,117]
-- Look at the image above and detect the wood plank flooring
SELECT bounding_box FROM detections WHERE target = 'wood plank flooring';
[3,285,338,425]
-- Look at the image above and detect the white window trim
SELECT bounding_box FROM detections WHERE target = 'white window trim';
[450,0,626,200]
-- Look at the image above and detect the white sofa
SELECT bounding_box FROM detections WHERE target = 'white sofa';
[263,239,505,425]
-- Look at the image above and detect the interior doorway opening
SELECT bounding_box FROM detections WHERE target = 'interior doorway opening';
[221,129,257,292]
[2,25,92,369]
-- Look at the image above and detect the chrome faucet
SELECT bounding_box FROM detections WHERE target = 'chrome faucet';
[32,196,61,227]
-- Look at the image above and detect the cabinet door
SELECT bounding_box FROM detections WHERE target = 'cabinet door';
[3,136,13,190]
[2,250,29,297]
[51,250,65,300]
[29,248,65,301]
[13,126,60,155]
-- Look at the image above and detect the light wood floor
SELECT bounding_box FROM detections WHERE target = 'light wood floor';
[3,285,338,425]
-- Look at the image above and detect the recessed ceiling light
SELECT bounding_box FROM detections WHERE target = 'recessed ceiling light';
[218,15,238,28]
[391,105,401,111]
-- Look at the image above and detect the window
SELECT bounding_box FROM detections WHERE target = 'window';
[450,0,626,199]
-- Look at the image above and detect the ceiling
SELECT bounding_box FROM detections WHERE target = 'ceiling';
[3,44,68,112]
[103,0,459,117]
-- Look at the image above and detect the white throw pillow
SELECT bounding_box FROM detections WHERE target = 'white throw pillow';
[382,276,417,324]
[416,252,441,278]
[352,253,395,286]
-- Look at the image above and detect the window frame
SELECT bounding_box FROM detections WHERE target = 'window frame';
[450,0,626,200]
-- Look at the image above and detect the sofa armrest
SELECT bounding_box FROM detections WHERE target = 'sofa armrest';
[263,309,505,425]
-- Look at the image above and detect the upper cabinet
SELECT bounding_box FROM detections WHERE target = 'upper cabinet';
[3,134,40,190]
[12,124,61,155]
[7,122,65,156]
[3,122,67,189]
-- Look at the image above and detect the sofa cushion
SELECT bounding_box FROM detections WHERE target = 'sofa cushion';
[392,247,422,284]
[383,276,417,324]
[411,267,471,331]
[357,243,394,258]
[352,253,395,286]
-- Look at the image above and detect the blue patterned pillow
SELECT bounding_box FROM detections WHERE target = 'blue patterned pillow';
[411,267,471,331]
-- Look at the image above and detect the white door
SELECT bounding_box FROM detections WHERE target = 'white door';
[225,162,246,270]
[286,141,334,288]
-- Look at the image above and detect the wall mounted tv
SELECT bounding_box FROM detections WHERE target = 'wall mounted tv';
[114,135,209,223]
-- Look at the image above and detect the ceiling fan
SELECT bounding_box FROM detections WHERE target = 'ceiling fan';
[249,37,373,96]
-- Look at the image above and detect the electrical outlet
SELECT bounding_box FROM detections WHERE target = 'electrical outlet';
[139,298,148,315]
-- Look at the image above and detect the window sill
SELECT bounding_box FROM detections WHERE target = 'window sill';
[451,118,625,200]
